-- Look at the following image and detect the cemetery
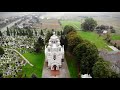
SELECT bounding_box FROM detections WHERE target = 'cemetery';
[0,24,45,78]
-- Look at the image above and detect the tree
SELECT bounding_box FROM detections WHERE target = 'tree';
[52,29,54,32]
[25,30,28,36]
[81,18,97,31]
[6,27,10,36]
[63,25,76,35]
[27,29,33,38]
[34,29,37,36]
[31,74,37,78]
[73,40,99,74]
[10,29,12,36]
[0,47,4,55]
[40,29,44,36]
[105,33,111,43]
[111,29,116,33]
[96,26,100,29]
[0,31,2,37]
[92,60,116,78]
[34,36,44,53]
[19,29,22,36]
[22,29,25,36]
[13,29,16,37]
[60,35,68,51]
[38,36,44,46]
[17,31,19,36]
[110,26,113,29]
[114,43,117,47]
[57,31,61,36]
[67,31,83,53]
[0,70,3,78]
[45,31,52,44]
[60,30,64,35]
[34,42,41,53]
[99,25,106,30]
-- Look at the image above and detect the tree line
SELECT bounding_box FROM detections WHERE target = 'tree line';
[60,25,118,78]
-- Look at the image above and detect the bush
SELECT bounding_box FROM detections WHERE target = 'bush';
[31,74,37,78]
[111,29,116,33]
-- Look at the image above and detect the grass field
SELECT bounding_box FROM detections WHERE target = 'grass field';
[77,31,112,51]
[60,20,81,30]
[65,52,78,78]
[22,51,45,78]
[60,20,112,51]
[111,34,120,40]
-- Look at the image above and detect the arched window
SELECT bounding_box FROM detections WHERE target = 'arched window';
[53,55,56,60]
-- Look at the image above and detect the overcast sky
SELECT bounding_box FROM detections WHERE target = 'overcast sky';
[0,12,120,18]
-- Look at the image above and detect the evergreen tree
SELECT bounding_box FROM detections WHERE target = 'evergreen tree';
[0,31,2,37]
[45,31,52,44]
[13,29,16,37]
[0,47,4,55]
[40,29,44,36]
[35,29,37,36]
[6,27,10,36]
[57,31,60,36]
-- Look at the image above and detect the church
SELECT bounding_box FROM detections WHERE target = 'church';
[45,32,64,70]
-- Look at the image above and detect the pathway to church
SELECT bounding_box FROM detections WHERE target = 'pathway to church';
[42,58,70,78]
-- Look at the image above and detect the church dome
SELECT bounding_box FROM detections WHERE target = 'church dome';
[50,35,59,40]
[50,32,59,40]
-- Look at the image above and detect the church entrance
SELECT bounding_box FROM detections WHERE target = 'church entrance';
[53,65,57,70]
[51,65,60,76]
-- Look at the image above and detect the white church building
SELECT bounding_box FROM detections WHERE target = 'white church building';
[45,32,64,70]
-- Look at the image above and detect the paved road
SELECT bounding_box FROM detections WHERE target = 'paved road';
[108,45,119,51]
[42,58,70,78]
[0,19,21,34]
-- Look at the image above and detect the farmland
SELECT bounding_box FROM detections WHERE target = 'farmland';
[60,20,81,30]
[33,19,62,31]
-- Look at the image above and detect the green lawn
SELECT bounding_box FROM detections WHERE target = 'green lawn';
[60,20,81,30]
[65,52,78,78]
[77,31,112,51]
[22,51,45,78]
[111,34,120,40]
